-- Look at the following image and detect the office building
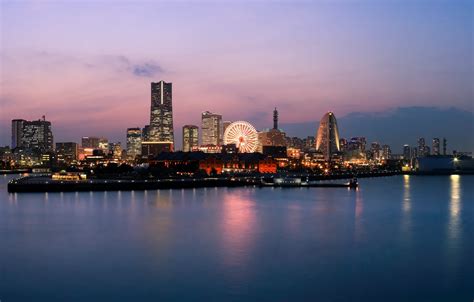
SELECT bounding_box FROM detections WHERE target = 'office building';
[11,119,25,149]
[315,112,341,161]
[432,138,440,156]
[16,117,54,151]
[382,144,391,160]
[183,125,199,152]
[201,111,222,146]
[56,142,78,164]
[126,128,142,160]
[149,81,174,144]
[403,144,411,160]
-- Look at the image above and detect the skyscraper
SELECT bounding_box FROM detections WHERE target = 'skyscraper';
[273,107,278,129]
[149,81,174,144]
[371,142,381,160]
[201,111,222,146]
[126,128,142,160]
[315,112,340,161]
[382,144,391,160]
[432,138,440,156]
[418,137,427,157]
[11,119,25,149]
[182,125,199,152]
[442,138,447,155]
[403,144,411,160]
[19,117,54,151]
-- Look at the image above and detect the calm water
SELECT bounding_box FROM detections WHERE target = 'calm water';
[0,174,473,301]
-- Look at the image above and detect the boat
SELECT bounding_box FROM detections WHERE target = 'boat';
[260,177,358,188]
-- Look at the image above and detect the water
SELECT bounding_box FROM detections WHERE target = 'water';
[0,174,473,301]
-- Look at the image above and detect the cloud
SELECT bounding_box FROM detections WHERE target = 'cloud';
[132,62,164,77]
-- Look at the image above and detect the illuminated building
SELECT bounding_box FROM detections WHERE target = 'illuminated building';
[418,137,430,157]
[149,81,174,145]
[371,142,381,160]
[201,111,222,146]
[315,112,340,161]
[142,142,173,158]
[55,142,78,164]
[403,144,411,160]
[126,128,142,160]
[257,108,286,152]
[339,138,348,153]
[108,142,122,160]
[193,145,222,154]
[82,137,100,149]
[443,138,447,155]
[432,138,440,156]
[11,119,25,149]
[182,125,199,152]
[18,117,54,151]
[98,138,108,151]
[142,125,150,141]
[382,145,391,160]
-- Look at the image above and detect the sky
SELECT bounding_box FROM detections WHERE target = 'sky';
[0,0,473,151]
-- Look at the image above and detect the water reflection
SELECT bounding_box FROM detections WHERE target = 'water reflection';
[448,175,461,242]
[220,191,256,273]
[400,175,412,239]
[353,188,365,243]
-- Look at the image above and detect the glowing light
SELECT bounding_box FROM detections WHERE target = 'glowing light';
[223,121,258,153]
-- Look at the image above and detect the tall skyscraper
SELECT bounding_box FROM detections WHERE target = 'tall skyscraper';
[403,144,411,160]
[273,107,278,129]
[371,142,381,160]
[382,144,391,160]
[17,117,54,151]
[315,112,340,161]
[201,111,222,146]
[182,125,199,152]
[442,138,447,155]
[418,137,427,157]
[126,128,142,160]
[432,138,440,156]
[11,119,25,149]
[149,81,174,144]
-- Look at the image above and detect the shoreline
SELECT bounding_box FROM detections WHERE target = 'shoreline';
[7,171,473,193]
[8,171,398,193]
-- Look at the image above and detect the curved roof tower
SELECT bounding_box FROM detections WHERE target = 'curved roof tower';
[315,112,340,161]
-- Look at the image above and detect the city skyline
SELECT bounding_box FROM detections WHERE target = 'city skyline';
[1,1,472,151]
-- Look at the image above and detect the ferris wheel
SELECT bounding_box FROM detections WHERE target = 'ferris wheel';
[223,121,258,153]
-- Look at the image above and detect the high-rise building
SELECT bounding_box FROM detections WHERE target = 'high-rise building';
[403,144,411,160]
[432,138,440,156]
[126,128,142,160]
[182,125,199,152]
[11,119,25,149]
[82,137,100,149]
[56,142,78,164]
[273,107,279,130]
[382,145,391,160]
[142,125,150,142]
[109,142,122,160]
[418,137,428,157]
[18,117,54,151]
[201,111,222,146]
[315,112,340,161]
[339,138,348,153]
[149,81,174,145]
[371,142,381,160]
[442,138,447,155]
